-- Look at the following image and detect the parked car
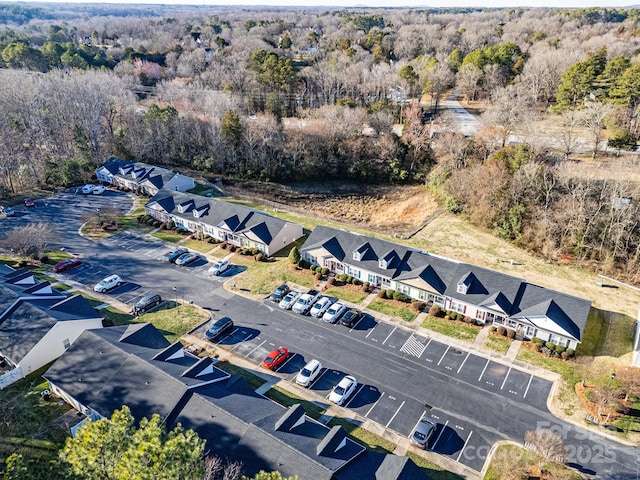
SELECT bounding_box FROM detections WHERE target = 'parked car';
[81,184,95,194]
[204,317,234,341]
[175,252,200,266]
[52,258,82,273]
[340,308,363,328]
[329,375,357,406]
[269,284,290,302]
[209,258,230,276]
[309,297,333,318]
[94,274,122,293]
[130,292,162,316]
[24,198,35,207]
[278,291,301,310]
[261,347,289,370]
[323,302,347,324]
[292,289,321,315]
[163,247,188,263]
[296,359,323,387]
[92,185,106,195]
[410,416,437,449]
[0,206,15,217]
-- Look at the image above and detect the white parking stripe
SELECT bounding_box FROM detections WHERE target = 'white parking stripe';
[409,410,427,436]
[308,369,326,389]
[275,353,296,372]
[456,430,473,462]
[437,345,450,366]
[345,384,365,408]
[432,419,448,449]
[457,351,470,373]
[500,367,512,390]
[382,326,397,345]
[364,391,385,417]
[230,332,255,351]
[245,340,267,359]
[385,400,405,427]
[365,323,378,339]
[523,374,534,398]
[478,358,490,381]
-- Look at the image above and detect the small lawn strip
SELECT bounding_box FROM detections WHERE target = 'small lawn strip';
[421,316,479,342]
[230,256,315,295]
[326,417,395,454]
[215,361,267,390]
[51,283,73,292]
[322,287,368,304]
[483,334,510,354]
[101,305,134,326]
[263,385,326,420]
[405,451,463,480]
[180,238,215,253]
[152,231,185,243]
[367,300,417,322]
[74,291,104,308]
[576,307,606,357]
[135,302,209,343]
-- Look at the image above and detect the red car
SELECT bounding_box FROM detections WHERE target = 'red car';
[52,258,82,272]
[261,347,289,370]
[24,198,35,207]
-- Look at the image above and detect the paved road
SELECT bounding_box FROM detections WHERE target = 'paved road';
[1,189,637,478]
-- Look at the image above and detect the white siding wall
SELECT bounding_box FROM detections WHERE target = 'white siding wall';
[268,223,304,256]
[19,319,103,376]
[165,174,195,193]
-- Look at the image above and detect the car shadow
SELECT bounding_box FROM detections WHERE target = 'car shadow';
[347,384,382,409]
[182,257,208,268]
[218,265,246,277]
[216,327,260,346]
[351,314,376,331]
[430,424,464,455]
[277,353,305,375]
[110,283,140,295]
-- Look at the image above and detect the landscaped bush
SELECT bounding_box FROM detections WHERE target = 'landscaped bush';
[444,315,451,321]
[506,328,516,339]
[362,281,370,292]
[393,291,408,302]
[532,342,543,353]
[345,275,353,284]
[321,267,329,275]
[221,242,228,249]
[455,313,464,321]
[385,289,394,299]
[251,248,260,255]
[229,245,237,252]
[489,325,497,332]
[411,300,427,312]
[352,278,361,286]
[327,277,336,287]
[565,348,575,358]
[39,254,49,263]
[545,342,555,350]
[315,272,323,281]
[255,253,265,262]
[531,337,543,344]
[298,259,310,269]
[153,220,161,227]
[554,344,566,355]
[376,289,386,298]
[429,305,442,317]
[310,265,317,272]
[463,316,476,324]
[166,220,175,230]
[497,326,507,336]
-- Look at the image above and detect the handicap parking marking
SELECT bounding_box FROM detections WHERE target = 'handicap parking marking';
[399,334,428,358]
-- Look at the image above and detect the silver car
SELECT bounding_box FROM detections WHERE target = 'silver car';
[278,291,301,310]
[410,416,437,449]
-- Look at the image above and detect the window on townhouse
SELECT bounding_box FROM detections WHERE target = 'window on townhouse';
[418,291,426,300]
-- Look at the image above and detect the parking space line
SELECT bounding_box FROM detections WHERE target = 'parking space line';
[385,400,405,427]
[275,353,297,372]
[145,246,165,256]
[456,430,473,462]
[308,369,326,389]
[409,409,427,436]
[382,326,397,345]
[432,419,448,449]
[230,332,257,351]
[345,384,366,408]
[457,351,470,373]
[349,316,364,331]
[245,340,267,359]
[364,391,385,417]
[523,374,534,398]
[478,358,490,381]
[437,345,450,366]
[500,366,512,390]
[365,324,378,339]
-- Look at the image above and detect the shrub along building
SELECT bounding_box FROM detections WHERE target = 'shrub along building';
[144,189,304,256]
[301,226,591,350]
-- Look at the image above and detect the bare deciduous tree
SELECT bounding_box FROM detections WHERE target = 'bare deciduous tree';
[579,101,616,159]
[524,429,567,468]
[1,223,58,258]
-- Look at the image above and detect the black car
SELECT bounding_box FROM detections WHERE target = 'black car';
[340,308,362,328]
[204,317,234,341]
[164,247,188,263]
[130,292,162,316]
[269,284,290,302]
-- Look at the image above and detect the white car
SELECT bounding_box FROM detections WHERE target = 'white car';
[329,375,357,406]
[209,258,230,276]
[309,297,333,318]
[81,184,95,194]
[92,185,106,195]
[296,359,323,387]
[279,291,301,310]
[93,274,122,293]
[292,290,321,315]
[323,302,347,323]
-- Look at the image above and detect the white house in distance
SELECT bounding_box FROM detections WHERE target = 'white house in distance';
[95,157,195,196]
[301,226,591,349]
[0,265,103,389]
[145,189,304,256]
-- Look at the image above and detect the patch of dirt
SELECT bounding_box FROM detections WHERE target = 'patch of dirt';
[223,180,440,235]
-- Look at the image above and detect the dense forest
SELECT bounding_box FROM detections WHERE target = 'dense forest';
[1,3,640,282]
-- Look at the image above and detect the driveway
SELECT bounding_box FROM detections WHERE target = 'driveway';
[441,93,482,137]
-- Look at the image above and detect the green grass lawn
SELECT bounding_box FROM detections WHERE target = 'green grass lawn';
[180,239,216,253]
[229,255,315,295]
[0,366,71,476]
[366,300,418,322]
[326,417,396,454]
[322,286,369,304]
[133,302,209,343]
[405,452,463,480]
[483,334,511,354]
[421,316,480,342]
[152,231,185,243]
[215,361,267,390]
[263,386,326,420]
